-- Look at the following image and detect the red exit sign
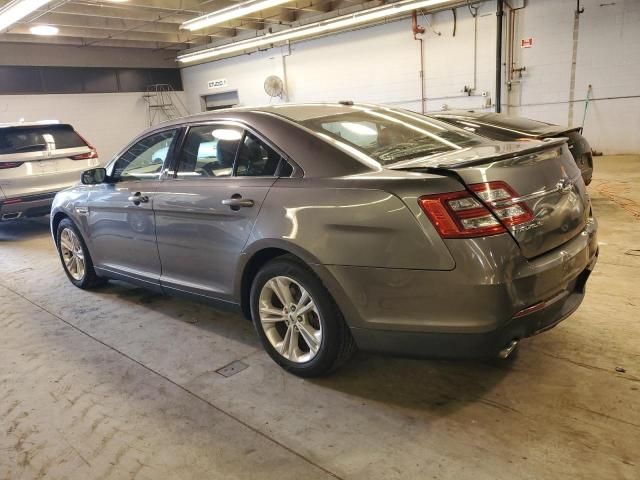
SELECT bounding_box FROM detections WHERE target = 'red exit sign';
[521,37,533,48]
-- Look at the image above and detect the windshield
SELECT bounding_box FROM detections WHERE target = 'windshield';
[300,107,483,166]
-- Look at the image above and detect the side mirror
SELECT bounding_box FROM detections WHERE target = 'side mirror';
[81,167,107,185]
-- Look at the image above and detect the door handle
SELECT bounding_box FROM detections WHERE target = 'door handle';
[128,192,149,205]
[222,195,254,211]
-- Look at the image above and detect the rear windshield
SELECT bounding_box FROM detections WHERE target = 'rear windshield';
[300,108,483,166]
[0,124,87,155]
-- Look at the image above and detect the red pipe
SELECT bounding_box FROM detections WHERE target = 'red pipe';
[412,10,425,36]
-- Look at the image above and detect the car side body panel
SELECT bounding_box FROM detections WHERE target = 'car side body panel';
[50,103,599,361]
[246,178,457,270]
[154,176,277,301]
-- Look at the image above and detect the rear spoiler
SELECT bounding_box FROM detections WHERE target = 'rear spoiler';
[538,125,583,137]
[389,138,568,171]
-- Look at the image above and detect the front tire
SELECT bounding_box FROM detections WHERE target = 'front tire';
[250,255,356,377]
[56,218,105,289]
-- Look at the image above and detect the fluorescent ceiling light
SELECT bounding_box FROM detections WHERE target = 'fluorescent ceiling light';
[342,122,377,136]
[30,24,58,35]
[182,0,293,31]
[178,0,451,63]
[0,0,54,32]
[212,128,243,141]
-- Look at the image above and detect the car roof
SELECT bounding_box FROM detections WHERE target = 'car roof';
[125,103,379,179]
[153,102,379,129]
[0,120,62,129]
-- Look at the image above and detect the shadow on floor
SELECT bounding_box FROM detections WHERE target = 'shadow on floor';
[1,217,517,413]
[312,349,519,414]
[0,217,50,241]
[71,279,517,415]
[94,280,260,349]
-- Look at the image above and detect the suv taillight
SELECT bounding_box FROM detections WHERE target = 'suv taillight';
[418,181,533,239]
[70,147,98,161]
[70,130,98,160]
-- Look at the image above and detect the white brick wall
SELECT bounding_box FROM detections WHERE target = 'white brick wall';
[181,0,640,154]
[0,44,184,163]
[0,93,155,162]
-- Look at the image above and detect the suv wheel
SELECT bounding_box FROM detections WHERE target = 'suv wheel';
[250,255,356,377]
[56,218,105,289]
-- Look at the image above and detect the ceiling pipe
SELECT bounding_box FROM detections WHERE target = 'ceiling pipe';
[412,10,426,114]
[495,0,504,112]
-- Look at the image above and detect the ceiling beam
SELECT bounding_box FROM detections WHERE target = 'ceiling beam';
[25,12,195,35]
[34,4,195,25]
[0,33,184,50]
[7,24,198,46]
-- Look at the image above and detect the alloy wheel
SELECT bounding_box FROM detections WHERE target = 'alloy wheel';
[258,275,323,363]
[59,227,86,281]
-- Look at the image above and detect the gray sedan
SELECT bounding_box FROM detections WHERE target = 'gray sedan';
[50,103,598,376]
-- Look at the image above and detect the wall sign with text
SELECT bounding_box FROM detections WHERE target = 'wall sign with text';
[521,38,533,48]
[208,78,228,89]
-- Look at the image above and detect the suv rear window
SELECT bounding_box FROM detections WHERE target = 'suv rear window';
[0,124,87,155]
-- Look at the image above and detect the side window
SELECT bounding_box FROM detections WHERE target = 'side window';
[112,129,177,181]
[278,160,293,177]
[236,132,282,177]
[320,120,379,148]
[176,125,243,178]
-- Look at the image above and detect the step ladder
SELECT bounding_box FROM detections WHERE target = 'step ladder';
[142,84,189,126]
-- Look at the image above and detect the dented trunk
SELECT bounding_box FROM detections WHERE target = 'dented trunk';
[392,139,591,259]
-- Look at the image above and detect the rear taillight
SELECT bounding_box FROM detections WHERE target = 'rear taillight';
[419,191,506,238]
[70,130,98,160]
[0,162,24,169]
[70,147,98,160]
[418,181,533,239]
[470,181,534,227]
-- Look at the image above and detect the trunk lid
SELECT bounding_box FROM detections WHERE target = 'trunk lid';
[390,139,590,259]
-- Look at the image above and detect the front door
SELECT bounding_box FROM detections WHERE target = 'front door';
[154,124,285,301]
[87,128,179,286]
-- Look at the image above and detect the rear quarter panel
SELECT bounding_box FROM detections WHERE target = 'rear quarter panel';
[239,174,463,329]
[247,178,457,271]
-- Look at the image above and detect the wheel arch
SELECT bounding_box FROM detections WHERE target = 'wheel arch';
[51,210,70,245]
[237,239,356,325]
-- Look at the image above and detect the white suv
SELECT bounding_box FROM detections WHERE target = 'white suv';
[0,121,99,221]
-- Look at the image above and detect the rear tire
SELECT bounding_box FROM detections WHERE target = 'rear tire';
[250,255,356,377]
[56,218,105,289]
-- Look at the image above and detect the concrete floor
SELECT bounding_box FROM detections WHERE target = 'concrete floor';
[1,156,638,480]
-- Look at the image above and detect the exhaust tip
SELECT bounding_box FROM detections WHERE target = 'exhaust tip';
[498,339,519,359]
[1,212,22,221]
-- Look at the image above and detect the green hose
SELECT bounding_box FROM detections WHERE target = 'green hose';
[581,84,592,130]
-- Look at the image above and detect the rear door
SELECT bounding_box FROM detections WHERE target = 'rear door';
[154,123,285,301]
[87,128,179,285]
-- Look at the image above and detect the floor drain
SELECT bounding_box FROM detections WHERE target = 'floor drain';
[216,360,249,377]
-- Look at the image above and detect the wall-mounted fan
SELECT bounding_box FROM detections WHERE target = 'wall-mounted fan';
[264,75,284,101]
